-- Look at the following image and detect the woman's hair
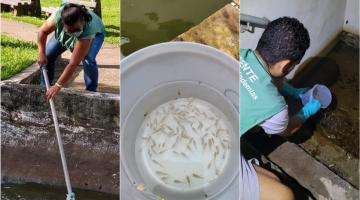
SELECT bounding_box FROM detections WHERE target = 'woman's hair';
[61,3,92,26]
[256,17,310,65]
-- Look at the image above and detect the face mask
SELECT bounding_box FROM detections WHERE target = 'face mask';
[65,28,83,37]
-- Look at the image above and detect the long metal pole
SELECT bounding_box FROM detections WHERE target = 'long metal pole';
[41,66,75,200]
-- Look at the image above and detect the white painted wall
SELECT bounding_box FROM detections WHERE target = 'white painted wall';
[343,0,359,35]
[240,0,347,79]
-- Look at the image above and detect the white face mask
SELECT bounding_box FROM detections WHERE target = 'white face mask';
[65,28,83,37]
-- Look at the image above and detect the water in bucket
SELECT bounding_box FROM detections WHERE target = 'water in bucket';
[135,98,232,191]
[301,84,332,108]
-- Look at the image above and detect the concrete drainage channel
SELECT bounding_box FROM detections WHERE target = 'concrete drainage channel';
[1,62,120,197]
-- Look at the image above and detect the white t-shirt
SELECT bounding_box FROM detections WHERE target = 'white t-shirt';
[259,106,289,134]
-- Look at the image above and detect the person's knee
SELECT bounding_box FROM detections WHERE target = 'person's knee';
[258,171,294,200]
[277,183,294,200]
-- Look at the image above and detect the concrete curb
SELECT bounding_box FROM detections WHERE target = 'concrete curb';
[269,142,359,200]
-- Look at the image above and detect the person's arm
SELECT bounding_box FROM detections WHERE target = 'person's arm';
[37,12,56,65]
[260,98,321,137]
[45,38,92,101]
[279,81,309,99]
[277,98,321,137]
[276,115,303,137]
[57,39,91,85]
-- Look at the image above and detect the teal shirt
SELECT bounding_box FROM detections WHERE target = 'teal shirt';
[54,3,106,49]
[239,49,287,136]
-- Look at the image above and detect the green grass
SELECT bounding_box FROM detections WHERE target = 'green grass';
[1,35,38,80]
[1,0,119,45]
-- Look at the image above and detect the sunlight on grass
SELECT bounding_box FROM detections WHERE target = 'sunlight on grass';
[1,35,38,80]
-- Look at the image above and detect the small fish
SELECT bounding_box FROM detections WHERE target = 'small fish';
[158,149,167,154]
[203,143,207,150]
[214,119,219,126]
[205,126,212,132]
[191,127,198,134]
[181,152,189,159]
[222,138,229,143]
[186,176,191,185]
[171,136,180,148]
[182,132,190,140]
[165,125,174,132]
[174,179,185,184]
[216,169,220,175]
[188,137,193,144]
[198,121,203,130]
[192,173,203,179]
[159,115,167,124]
[142,136,150,140]
[215,129,221,137]
[154,118,158,126]
[221,141,226,149]
[152,159,164,168]
[186,144,192,151]
[207,161,212,169]
[202,112,208,118]
[156,171,168,176]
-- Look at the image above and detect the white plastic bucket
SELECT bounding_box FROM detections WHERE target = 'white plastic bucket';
[301,84,332,108]
[120,42,240,200]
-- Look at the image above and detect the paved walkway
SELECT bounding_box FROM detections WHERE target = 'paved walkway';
[1,18,120,93]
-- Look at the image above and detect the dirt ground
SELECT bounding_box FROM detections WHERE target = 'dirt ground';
[300,35,359,188]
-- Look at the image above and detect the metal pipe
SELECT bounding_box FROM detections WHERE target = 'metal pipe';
[240,13,270,29]
[41,67,75,200]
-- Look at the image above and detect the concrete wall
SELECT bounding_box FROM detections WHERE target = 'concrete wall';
[1,83,120,194]
[240,0,347,79]
[343,0,360,35]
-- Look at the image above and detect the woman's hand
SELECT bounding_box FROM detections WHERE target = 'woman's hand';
[38,52,48,66]
[46,85,61,101]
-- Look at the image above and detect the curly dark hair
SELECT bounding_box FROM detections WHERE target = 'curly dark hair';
[256,17,310,65]
[61,3,92,26]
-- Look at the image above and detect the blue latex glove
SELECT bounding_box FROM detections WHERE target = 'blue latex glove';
[296,98,321,121]
[281,82,310,99]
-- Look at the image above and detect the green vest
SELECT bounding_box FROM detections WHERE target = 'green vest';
[239,49,287,136]
[54,3,106,49]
